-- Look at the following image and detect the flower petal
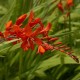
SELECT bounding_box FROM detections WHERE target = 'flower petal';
[31,27,42,37]
[0,32,4,37]
[58,2,64,12]
[13,25,21,33]
[4,31,10,38]
[54,42,62,45]
[71,55,79,63]
[38,45,45,55]
[43,42,53,50]
[28,10,34,22]
[34,38,42,45]
[67,0,73,7]
[21,41,28,51]
[5,20,12,30]
[39,21,44,28]
[49,37,58,42]
[24,24,32,36]
[29,39,34,50]
[40,23,51,34]
[29,18,41,27]
[16,14,27,25]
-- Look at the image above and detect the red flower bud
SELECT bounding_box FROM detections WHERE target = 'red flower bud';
[16,14,27,25]
[38,45,45,55]
[58,2,64,12]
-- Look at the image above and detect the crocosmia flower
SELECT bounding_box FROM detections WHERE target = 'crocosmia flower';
[0,10,79,63]
[58,2,64,12]
[38,45,45,55]
[67,0,73,7]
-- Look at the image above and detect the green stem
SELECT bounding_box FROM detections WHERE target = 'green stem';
[4,46,12,80]
[50,31,75,37]
[4,57,8,80]
[60,54,65,64]
[69,13,71,32]
[27,55,42,80]
[19,50,23,80]
[68,12,72,47]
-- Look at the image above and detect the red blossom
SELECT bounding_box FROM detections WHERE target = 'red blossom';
[0,10,78,63]
[24,24,32,37]
[34,38,42,45]
[16,14,27,25]
[67,0,73,8]
[38,45,45,55]
[71,55,79,63]
[58,2,64,12]
[40,23,51,36]
[54,42,62,45]
[28,10,34,23]
[4,31,10,38]
[0,32,4,37]
[29,18,41,27]
[43,42,53,50]
[40,23,51,33]
[21,41,29,51]
[30,26,42,37]
[49,37,58,42]
[5,20,13,30]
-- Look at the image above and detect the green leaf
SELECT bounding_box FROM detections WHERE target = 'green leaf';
[0,0,16,31]
[10,52,20,67]
[72,73,80,80]
[35,71,47,78]
[37,54,79,72]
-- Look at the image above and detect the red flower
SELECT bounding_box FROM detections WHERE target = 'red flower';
[28,11,41,28]
[0,32,4,37]
[67,0,73,8]
[58,2,64,12]
[43,42,53,50]
[38,45,45,55]
[4,14,27,39]
[40,23,51,36]
[2,10,78,63]
[71,55,79,63]
[29,18,41,27]
[21,41,29,51]
[49,37,58,42]
[4,31,10,38]
[28,10,34,23]
[5,20,12,30]
[21,25,43,51]
[16,14,27,25]
[18,11,44,51]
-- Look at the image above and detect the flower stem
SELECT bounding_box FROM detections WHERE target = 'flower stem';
[19,50,23,80]
[68,12,72,47]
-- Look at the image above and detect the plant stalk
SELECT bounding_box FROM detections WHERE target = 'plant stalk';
[68,12,72,47]
[19,50,23,80]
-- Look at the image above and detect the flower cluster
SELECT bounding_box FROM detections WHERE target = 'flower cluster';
[58,0,73,15]
[0,10,79,63]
